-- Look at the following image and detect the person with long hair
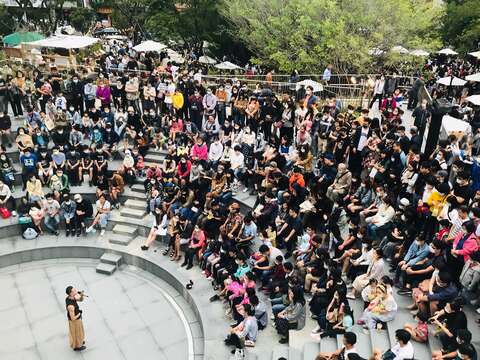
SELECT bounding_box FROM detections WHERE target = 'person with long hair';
[274,285,306,343]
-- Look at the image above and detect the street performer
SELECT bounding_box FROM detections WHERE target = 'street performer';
[65,285,86,351]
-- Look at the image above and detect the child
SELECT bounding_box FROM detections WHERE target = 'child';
[404,312,428,343]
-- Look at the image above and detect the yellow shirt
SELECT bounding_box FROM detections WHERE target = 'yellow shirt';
[426,190,448,217]
[172,92,184,110]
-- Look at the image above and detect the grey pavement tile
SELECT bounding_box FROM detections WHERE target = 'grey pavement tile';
[0,324,36,352]
[0,286,20,311]
[96,293,133,316]
[80,319,115,350]
[125,282,169,308]
[86,276,124,299]
[80,339,125,360]
[0,348,41,360]
[136,300,176,327]
[18,280,56,304]
[44,265,77,278]
[150,318,187,349]
[117,328,167,360]
[0,273,15,289]
[162,339,189,360]
[104,309,146,339]
[14,268,47,287]
[36,334,77,360]
[25,296,62,324]
[115,272,145,290]
[0,305,28,332]
[30,313,66,344]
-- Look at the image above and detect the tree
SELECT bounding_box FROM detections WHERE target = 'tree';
[442,0,480,52]
[219,0,443,73]
[70,7,94,33]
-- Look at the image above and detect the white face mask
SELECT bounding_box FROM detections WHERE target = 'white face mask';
[429,245,436,253]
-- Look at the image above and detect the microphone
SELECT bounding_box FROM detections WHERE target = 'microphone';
[79,291,89,298]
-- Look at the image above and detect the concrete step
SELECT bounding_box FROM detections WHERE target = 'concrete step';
[108,234,134,246]
[144,154,165,164]
[96,262,117,275]
[112,224,138,237]
[121,189,146,201]
[131,184,145,193]
[147,148,169,156]
[100,253,122,266]
[120,207,145,220]
[369,328,391,354]
[271,345,288,360]
[288,346,301,360]
[320,336,337,353]
[303,342,320,360]
[124,199,146,211]
[352,326,372,359]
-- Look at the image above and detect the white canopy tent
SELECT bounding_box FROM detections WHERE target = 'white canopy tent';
[468,51,480,59]
[410,49,429,57]
[466,73,480,82]
[29,35,98,49]
[466,95,480,106]
[441,115,472,139]
[436,76,467,86]
[295,79,323,93]
[391,46,409,54]
[215,61,241,70]
[438,48,458,56]
[166,49,185,63]
[133,40,167,53]
[198,55,216,64]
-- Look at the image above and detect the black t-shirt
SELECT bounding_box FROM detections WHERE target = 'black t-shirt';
[37,152,52,168]
[441,311,467,337]
[76,198,93,217]
[452,183,472,206]
[66,151,80,163]
[286,215,302,236]
[0,78,6,96]
[94,151,106,163]
[65,297,80,320]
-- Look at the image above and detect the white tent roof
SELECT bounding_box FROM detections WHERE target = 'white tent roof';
[295,79,323,93]
[469,51,480,59]
[466,95,480,106]
[29,35,98,49]
[436,76,466,86]
[215,61,241,70]
[410,49,429,57]
[132,40,167,52]
[166,49,185,63]
[466,73,480,82]
[442,115,472,135]
[438,48,458,55]
[198,55,216,64]
[391,46,409,54]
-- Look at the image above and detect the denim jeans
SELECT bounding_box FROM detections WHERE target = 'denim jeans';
[44,215,59,233]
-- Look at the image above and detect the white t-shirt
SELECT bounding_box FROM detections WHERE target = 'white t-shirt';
[96,200,111,213]
[391,341,414,360]
[268,247,283,266]
[230,151,244,170]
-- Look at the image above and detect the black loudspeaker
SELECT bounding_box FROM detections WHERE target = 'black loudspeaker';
[424,98,453,156]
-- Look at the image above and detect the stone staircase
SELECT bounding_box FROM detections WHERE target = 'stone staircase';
[95,252,122,275]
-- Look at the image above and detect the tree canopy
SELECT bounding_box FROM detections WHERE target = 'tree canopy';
[442,0,480,53]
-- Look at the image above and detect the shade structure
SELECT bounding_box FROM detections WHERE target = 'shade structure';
[295,79,323,93]
[2,32,44,47]
[442,114,472,135]
[438,48,458,55]
[410,49,429,57]
[469,51,480,59]
[436,76,466,86]
[94,27,119,35]
[391,46,409,54]
[29,35,98,49]
[198,55,216,64]
[133,40,167,53]
[466,73,480,82]
[466,95,480,106]
[166,49,185,63]
[214,61,241,70]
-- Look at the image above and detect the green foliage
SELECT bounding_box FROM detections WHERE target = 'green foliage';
[0,5,15,36]
[220,0,443,73]
[70,7,94,33]
[442,0,480,53]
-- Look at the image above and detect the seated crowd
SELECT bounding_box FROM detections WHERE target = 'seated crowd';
[0,51,478,360]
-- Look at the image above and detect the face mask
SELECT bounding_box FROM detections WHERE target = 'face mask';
[401,214,406,221]
[429,245,436,253]
[69,107,74,112]
[415,240,422,246]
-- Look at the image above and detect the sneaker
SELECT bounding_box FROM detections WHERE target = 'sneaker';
[346,293,355,300]
[141,245,149,251]
[311,325,322,334]
[206,276,213,281]
[270,314,275,320]
[242,187,249,193]
[244,340,255,347]
[100,229,105,236]
[11,211,17,217]
[85,226,93,233]
[476,308,480,314]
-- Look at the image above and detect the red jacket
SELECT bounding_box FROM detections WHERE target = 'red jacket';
[453,231,479,262]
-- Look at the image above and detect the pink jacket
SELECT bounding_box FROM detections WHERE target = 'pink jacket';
[453,231,479,261]
[191,143,208,161]
[189,230,205,249]
[96,86,111,105]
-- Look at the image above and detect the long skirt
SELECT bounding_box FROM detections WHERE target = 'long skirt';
[68,319,85,349]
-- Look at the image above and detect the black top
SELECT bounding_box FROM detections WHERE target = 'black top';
[65,297,81,320]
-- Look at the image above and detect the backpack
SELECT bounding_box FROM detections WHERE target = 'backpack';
[23,227,38,240]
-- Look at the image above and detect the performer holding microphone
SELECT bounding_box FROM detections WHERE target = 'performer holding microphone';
[65,286,87,351]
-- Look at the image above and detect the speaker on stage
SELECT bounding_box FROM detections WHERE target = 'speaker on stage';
[424,98,453,157]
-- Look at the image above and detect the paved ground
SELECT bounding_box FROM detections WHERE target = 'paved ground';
[0,259,191,360]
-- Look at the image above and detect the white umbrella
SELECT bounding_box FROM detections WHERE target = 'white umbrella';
[469,51,480,59]
[410,49,429,57]
[466,95,480,106]
[466,73,480,82]
[295,79,323,93]
[133,40,167,52]
[198,55,216,64]
[166,49,185,63]
[215,61,241,70]
[436,76,466,86]
[438,48,458,55]
[391,46,409,54]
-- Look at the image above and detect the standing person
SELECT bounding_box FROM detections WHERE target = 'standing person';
[412,99,431,142]
[70,74,84,113]
[407,74,425,110]
[202,88,217,127]
[369,75,385,110]
[65,286,86,352]
[0,74,7,113]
